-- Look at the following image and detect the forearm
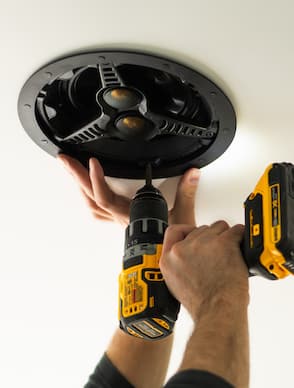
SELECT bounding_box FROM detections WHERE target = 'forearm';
[179,294,250,388]
[106,327,174,388]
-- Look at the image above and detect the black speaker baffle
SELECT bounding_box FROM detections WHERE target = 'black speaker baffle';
[18,50,236,179]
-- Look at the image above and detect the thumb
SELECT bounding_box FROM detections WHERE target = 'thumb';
[171,168,200,225]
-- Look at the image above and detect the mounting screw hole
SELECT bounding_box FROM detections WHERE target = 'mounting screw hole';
[269,264,274,270]
[24,104,31,109]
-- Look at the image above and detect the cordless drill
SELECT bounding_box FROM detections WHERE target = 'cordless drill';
[118,163,180,340]
[119,162,294,340]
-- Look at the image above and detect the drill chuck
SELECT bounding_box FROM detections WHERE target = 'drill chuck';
[124,184,168,250]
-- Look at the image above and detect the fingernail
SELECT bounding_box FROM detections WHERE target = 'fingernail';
[189,169,200,185]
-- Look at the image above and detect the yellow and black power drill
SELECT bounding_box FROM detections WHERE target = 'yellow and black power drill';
[119,162,294,340]
[118,163,180,340]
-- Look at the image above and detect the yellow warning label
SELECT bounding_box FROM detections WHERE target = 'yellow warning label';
[270,184,281,243]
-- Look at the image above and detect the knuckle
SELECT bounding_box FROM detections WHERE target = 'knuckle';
[170,241,185,258]
[159,254,167,270]
[160,254,170,273]
[93,212,101,220]
[87,202,98,211]
[183,190,196,200]
[165,224,179,234]
[214,220,229,228]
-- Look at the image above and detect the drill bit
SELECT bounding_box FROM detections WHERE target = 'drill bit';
[145,163,152,187]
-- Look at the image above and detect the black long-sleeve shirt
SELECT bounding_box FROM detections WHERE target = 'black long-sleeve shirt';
[84,353,234,388]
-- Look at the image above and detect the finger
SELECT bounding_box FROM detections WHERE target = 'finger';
[210,220,230,234]
[57,154,95,200]
[184,220,230,243]
[93,214,114,222]
[89,158,114,208]
[183,224,210,241]
[161,224,196,256]
[89,158,131,217]
[222,224,245,243]
[170,168,200,225]
[79,188,113,219]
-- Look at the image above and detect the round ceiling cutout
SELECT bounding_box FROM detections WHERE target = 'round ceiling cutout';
[18,50,236,179]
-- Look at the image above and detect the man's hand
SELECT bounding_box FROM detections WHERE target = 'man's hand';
[160,221,249,321]
[57,154,200,227]
[160,222,250,388]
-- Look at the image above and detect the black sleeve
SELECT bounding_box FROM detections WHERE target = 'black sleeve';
[84,353,135,388]
[84,353,234,388]
[164,369,234,388]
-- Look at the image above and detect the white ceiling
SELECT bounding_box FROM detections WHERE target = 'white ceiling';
[1,0,294,387]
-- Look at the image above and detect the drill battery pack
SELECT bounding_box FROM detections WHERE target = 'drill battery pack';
[243,163,294,279]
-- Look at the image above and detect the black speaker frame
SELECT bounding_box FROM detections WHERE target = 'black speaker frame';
[18,49,236,179]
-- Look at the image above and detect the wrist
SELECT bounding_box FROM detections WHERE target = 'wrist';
[194,289,249,323]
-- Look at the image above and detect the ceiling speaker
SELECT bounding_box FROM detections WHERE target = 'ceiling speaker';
[18,50,236,179]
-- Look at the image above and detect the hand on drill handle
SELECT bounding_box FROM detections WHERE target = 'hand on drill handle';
[57,154,201,227]
[160,222,249,322]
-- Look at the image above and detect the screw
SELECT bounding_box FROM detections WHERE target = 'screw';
[24,104,31,109]
[41,139,48,144]
[210,92,217,97]
[45,72,53,78]
[98,56,106,61]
